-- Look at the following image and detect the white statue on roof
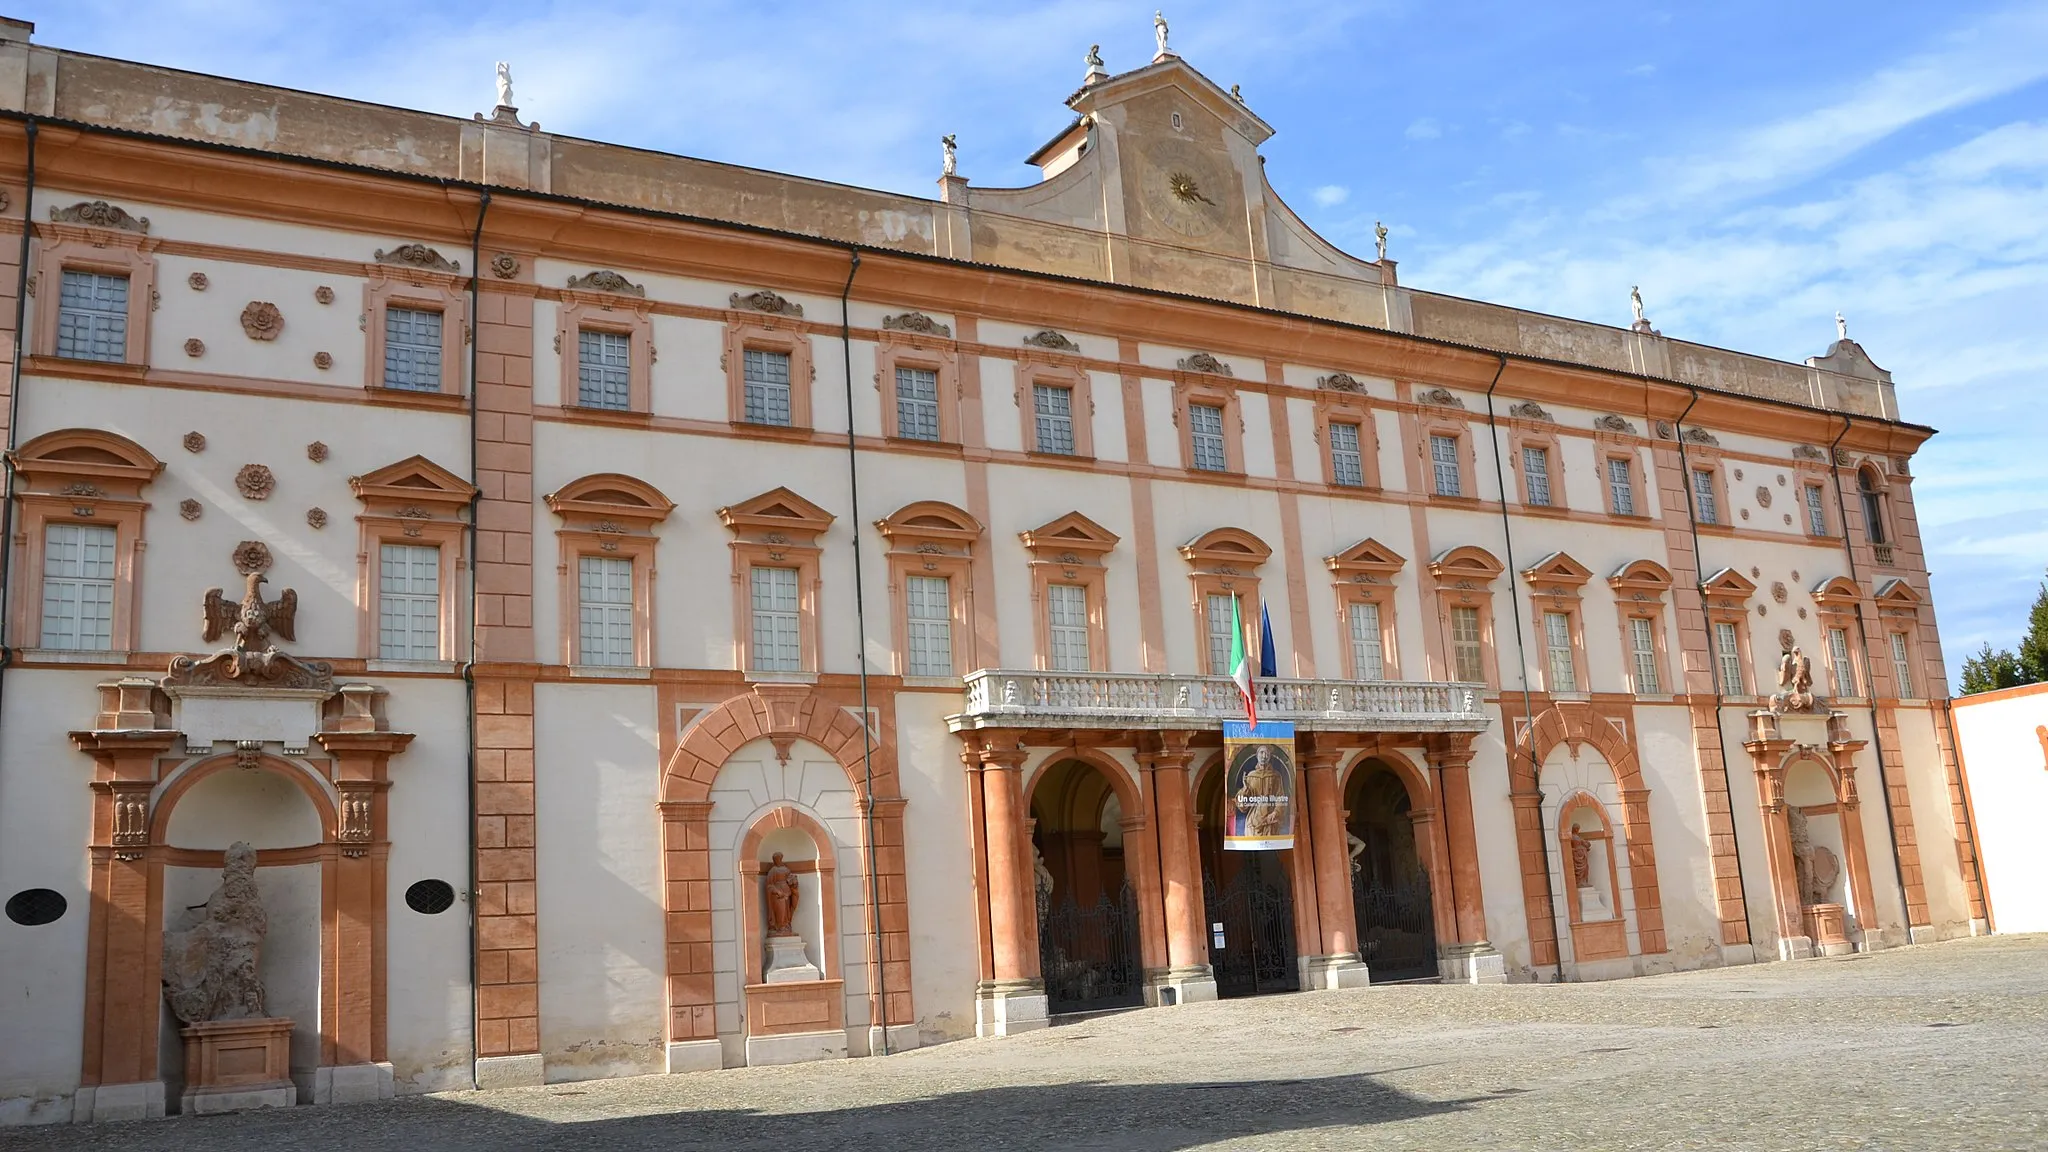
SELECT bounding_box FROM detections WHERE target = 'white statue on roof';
[1631,285,1645,325]
[1154,10,1172,58]
[1835,311,1848,341]
[495,62,513,109]
[941,134,957,177]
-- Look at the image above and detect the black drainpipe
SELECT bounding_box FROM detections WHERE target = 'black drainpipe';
[0,118,37,740]
[838,248,890,1055]
[460,188,491,1088]
[1480,357,1563,979]
[1827,415,1913,933]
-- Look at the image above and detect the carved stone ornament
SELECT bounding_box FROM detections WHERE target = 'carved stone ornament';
[729,289,802,317]
[168,570,332,692]
[184,432,207,454]
[374,244,460,273]
[1023,329,1080,352]
[567,269,645,296]
[313,352,333,370]
[883,311,952,337]
[232,540,274,575]
[1768,646,1822,715]
[306,508,328,530]
[1317,372,1365,393]
[1418,387,1465,409]
[1508,400,1554,422]
[490,253,521,280]
[235,464,276,501]
[188,272,210,291]
[1593,414,1636,434]
[185,338,205,358]
[1779,628,1796,650]
[240,301,284,341]
[63,481,105,498]
[1755,485,1773,509]
[338,791,373,857]
[1681,426,1719,446]
[314,285,335,305]
[51,200,150,233]
[162,842,269,1024]
[1793,444,1827,461]
[180,499,203,521]
[306,441,329,463]
[1833,447,1853,467]
[1772,581,1788,603]
[112,790,149,859]
[1176,351,1233,377]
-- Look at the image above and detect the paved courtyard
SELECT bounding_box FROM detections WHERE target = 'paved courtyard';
[11,934,2044,1151]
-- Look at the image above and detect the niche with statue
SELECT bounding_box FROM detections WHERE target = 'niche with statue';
[1559,795,1630,963]
[737,807,847,1065]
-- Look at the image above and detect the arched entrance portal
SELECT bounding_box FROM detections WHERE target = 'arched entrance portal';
[1346,758,1439,982]
[1196,755,1299,998]
[1029,759,1143,1015]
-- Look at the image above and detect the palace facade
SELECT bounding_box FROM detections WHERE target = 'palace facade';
[0,17,1990,1124]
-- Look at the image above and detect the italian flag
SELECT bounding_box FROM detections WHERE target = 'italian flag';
[1229,594,1256,726]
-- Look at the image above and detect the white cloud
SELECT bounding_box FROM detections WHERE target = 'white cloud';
[1312,184,1349,207]
[1405,117,1442,140]
[1626,63,1656,77]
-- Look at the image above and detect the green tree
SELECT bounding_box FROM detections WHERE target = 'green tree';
[2018,568,2048,683]
[1959,642,2027,695]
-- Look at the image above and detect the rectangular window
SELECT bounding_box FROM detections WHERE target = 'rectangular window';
[905,574,953,677]
[1189,403,1228,472]
[1714,621,1744,693]
[1804,484,1829,535]
[1349,602,1385,680]
[40,523,117,650]
[1692,469,1719,524]
[1431,434,1462,497]
[1861,488,1888,544]
[1607,457,1636,516]
[895,365,941,442]
[750,565,802,672]
[1033,383,1075,455]
[1629,617,1661,693]
[577,555,636,667]
[1206,592,1237,675]
[1543,611,1577,692]
[1329,421,1364,487]
[1523,446,1553,507]
[742,348,794,426]
[56,270,130,362]
[1889,632,1914,698]
[1047,583,1090,671]
[576,329,632,410]
[1828,627,1857,697]
[1451,605,1484,683]
[377,543,442,661]
[383,306,444,391]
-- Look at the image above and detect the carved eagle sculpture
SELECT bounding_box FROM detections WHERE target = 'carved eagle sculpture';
[202,571,297,650]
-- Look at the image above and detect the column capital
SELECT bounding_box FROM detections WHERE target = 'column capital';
[1138,730,1194,771]
[1428,733,1476,770]
[656,799,716,822]
[961,735,1028,771]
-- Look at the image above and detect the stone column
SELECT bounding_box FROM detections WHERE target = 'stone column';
[1430,735,1505,983]
[1742,716,1809,960]
[1141,733,1216,1004]
[314,729,413,1104]
[1827,741,1882,948]
[968,738,1046,1036]
[1300,742,1368,989]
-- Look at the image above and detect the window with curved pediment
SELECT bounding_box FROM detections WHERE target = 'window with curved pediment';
[721,487,835,675]
[1326,538,1405,680]
[1020,512,1120,672]
[1428,545,1503,687]
[350,456,477,664]
[6,429,162,652]
[1522,552,1593,695]
[546,474,675,668]
[1608,560,1674,696]
[876,501,983,677]
[1180,529,1271,675]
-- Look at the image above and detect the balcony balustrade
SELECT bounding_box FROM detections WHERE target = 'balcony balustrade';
[948,669,1490,733]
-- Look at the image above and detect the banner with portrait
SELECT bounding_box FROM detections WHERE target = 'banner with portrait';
[1222,720,1296,851]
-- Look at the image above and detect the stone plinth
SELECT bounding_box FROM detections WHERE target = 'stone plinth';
[762,934,822,983]
[1440,943,1507,984]
[1804,903,1852,956]
[745,979,844,1039]
[975,977,1050,1036]
[180,1017,296,1114]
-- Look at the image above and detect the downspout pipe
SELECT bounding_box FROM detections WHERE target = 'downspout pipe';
[1673,386,1756,952]
[0,118,37,737]
[460,188,491,1089]
[839,248,891,1056]
[1828,414,1913,932]
[1481,357,1566,979]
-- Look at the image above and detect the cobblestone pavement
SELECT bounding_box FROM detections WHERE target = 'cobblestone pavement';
[11,934,2044,1152]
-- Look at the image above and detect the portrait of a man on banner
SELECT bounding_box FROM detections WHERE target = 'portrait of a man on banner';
[1223,720,1296,850]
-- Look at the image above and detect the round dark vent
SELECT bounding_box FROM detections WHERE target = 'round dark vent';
[5,888,67,926]
[405,879,457,915]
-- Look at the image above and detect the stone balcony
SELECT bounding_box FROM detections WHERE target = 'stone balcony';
[946,670,1491,734]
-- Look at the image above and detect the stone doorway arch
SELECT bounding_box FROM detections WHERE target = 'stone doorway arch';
[1194,752,1299,998]
[1028,757,1146,1016]
[1343,754,1441,982]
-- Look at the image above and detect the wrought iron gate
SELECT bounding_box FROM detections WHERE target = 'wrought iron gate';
[1038,882,1144,1016]
[1352,869,1438,982]
[1204,856,1299,998]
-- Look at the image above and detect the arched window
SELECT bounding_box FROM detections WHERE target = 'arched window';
[1857,468,1888,546]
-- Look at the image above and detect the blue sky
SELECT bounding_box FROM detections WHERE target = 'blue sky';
[33,1,2048,688]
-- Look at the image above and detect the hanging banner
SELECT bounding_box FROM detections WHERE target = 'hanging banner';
[1222,720,1296,851]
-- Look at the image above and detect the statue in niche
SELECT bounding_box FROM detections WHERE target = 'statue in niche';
[1786,807,1841,908]
[762,852,799,938]
[1569,828,1593,888]
[1032,845,1055,920]
[163,842,269,1024]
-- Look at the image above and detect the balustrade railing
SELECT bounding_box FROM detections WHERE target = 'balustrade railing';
[951,670,1488,732]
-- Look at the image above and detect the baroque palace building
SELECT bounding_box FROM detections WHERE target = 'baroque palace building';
[0,16,1991,1124]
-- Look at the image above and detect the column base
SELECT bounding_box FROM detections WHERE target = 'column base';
[975,978,1049,1037]
[184,1084,296,1116]
[1907,925,1937,945]
[865,1022,921,1057]
[1299,953,1372,990]
[1776,935,1815,961]
[474,1052,545,1090]
[1719,942,1758,966]
[745,1028,847,1067]
[1144,965,1218,1006]
[1439,943,1507,984]
[72,1081,165,1123]
[308,1062,394,1104]
[1968,918,1990,937]
[665,1039,724,1073]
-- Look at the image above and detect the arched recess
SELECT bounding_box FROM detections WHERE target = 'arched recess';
[1341,747,1449,982]
[1758,743,1879,951]
[1555,790,1630,963]
[1192,748,1302,997]
[656,684,911,1069]
[733,805,848,1054]
[1510,701,1668,968]
[1025,750,1151,1015]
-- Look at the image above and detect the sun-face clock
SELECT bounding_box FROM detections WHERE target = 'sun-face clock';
[1139,139,1231,240]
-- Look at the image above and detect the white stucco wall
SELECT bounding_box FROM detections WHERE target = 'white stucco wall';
[1953,686,2048,933]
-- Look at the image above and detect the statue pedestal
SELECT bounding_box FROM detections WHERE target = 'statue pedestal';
[762,933,822,983]
[180,1018,296,1115]
[1803,903,1852,956]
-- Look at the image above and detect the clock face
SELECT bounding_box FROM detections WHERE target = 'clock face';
[1139,139,1231,240]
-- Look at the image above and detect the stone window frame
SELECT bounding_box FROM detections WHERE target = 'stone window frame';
[1872,578,1926,702]
[545,473,675,669]
[349,455,477,665]
[723,313,815,432]
[557,287,654,415]
[364,268,469,397]
[1020,512,1120,672]
[1420,415,1480,505]
[1607,559,1675,697]
[4,429,162,653]
[1521,551,1594,695]
[720,487,835,676]
[1312,390,1381,491]
[875,500,984,678]
[1324,537,1406,680]
[1427,545,1505,688]
[875,330,961,445]
[1179,528,1271,676]
[1015,354,1095,460]
[1170,372,1244,476]
[1852,461,1896,551]
[1593,425,1647,520]
[1702,567,1759,697]
[33,210,159,368]
[1508,424,1568,515]
[1680,443,1732,532]
[1810,576,1869,703]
